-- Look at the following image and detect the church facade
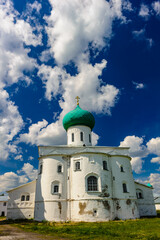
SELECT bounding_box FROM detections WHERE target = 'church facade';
[7,100,156,221]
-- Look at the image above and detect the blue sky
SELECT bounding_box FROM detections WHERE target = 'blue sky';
[0,0,160,196]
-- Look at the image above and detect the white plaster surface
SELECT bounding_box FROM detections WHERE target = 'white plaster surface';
[0,197,8,217]
[67,125,92,146]
[35,146,141,221]
[7,181,36,220]
[135,182,157,217]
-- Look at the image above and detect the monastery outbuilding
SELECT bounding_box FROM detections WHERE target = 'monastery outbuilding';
[0,196,8,217]
[7,98,156,221]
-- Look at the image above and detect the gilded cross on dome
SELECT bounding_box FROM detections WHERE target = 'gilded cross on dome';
[75,96,80,105]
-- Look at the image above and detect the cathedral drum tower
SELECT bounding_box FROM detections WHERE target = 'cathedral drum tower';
[34,97,139,221]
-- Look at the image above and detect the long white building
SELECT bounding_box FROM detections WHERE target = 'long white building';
[7,100,156,221]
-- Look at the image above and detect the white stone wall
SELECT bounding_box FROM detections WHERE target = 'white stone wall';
[36,144,156,222]
[70,154,139,221]
[135,182,157,217]
[70,153,112,221]
[67,125,92,146]
[36,147,141,221]
[7,181,36,220]
[0,201,8,216]
[110,156,139,220]
[35,156,68,221]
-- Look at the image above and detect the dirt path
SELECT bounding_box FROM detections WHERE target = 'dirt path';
[0,223,65,240]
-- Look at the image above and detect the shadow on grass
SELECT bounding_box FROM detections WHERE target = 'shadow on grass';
[0,219,35,225]
[1,210,160,225]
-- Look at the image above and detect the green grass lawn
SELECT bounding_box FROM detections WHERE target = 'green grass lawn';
[4,212,160,240]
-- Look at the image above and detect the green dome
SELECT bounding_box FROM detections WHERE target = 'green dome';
[63,105,95,131]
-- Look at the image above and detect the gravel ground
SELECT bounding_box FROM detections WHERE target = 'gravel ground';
[0,223,66,240]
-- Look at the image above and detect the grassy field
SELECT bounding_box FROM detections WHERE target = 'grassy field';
[3,212,159,240]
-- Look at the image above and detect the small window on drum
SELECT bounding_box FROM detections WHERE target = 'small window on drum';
[21,195,25,201]
[57,165,62,173]
[80,132,83,141]
[39,164,43,174]
[75,161,81,171]
[72,133,74,142]
[89,134,91,143]
[26,195,30,201]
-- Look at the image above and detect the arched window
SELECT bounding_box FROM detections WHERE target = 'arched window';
[39,164,43,174]
[54,185,59,193]
[75,161,80,171]
[1,212,5,217]
[136,189,143,199]
[89,134,91,143]
[57,165,62,173]
[80,132,83,141]
[122,183,127,193]
[72,133,74,142]
[87,176,98,191]
[120,166,124,172]
[103,161,108,170]
[51,182,60,194]
[26,195,30,201]
[21,195,25,201]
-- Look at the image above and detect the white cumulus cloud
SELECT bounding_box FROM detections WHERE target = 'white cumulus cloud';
[0,163,37,193]
[44,0,125,65]
[120,135,160,174]
[152,1,160,16]
[120,135,148,173]
[0,172,28,193]
[17,163,37,181]
[139,4,150,20]
[0,0,42,160]
[0,0,41,88]
[147,137,160,156]
[148,173,160,197]
[151,157,160,164]
[21,59,119,146]
[0,89,23,161]
[20,0,133,148]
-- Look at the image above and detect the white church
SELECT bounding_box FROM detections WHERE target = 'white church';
[7,98,156,221]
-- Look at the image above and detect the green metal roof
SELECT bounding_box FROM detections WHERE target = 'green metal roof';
[147,183,152,187]
[63,105,95,131]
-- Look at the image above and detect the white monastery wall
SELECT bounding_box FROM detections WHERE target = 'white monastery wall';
[7,181,36,220]
[135,182,156,217]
